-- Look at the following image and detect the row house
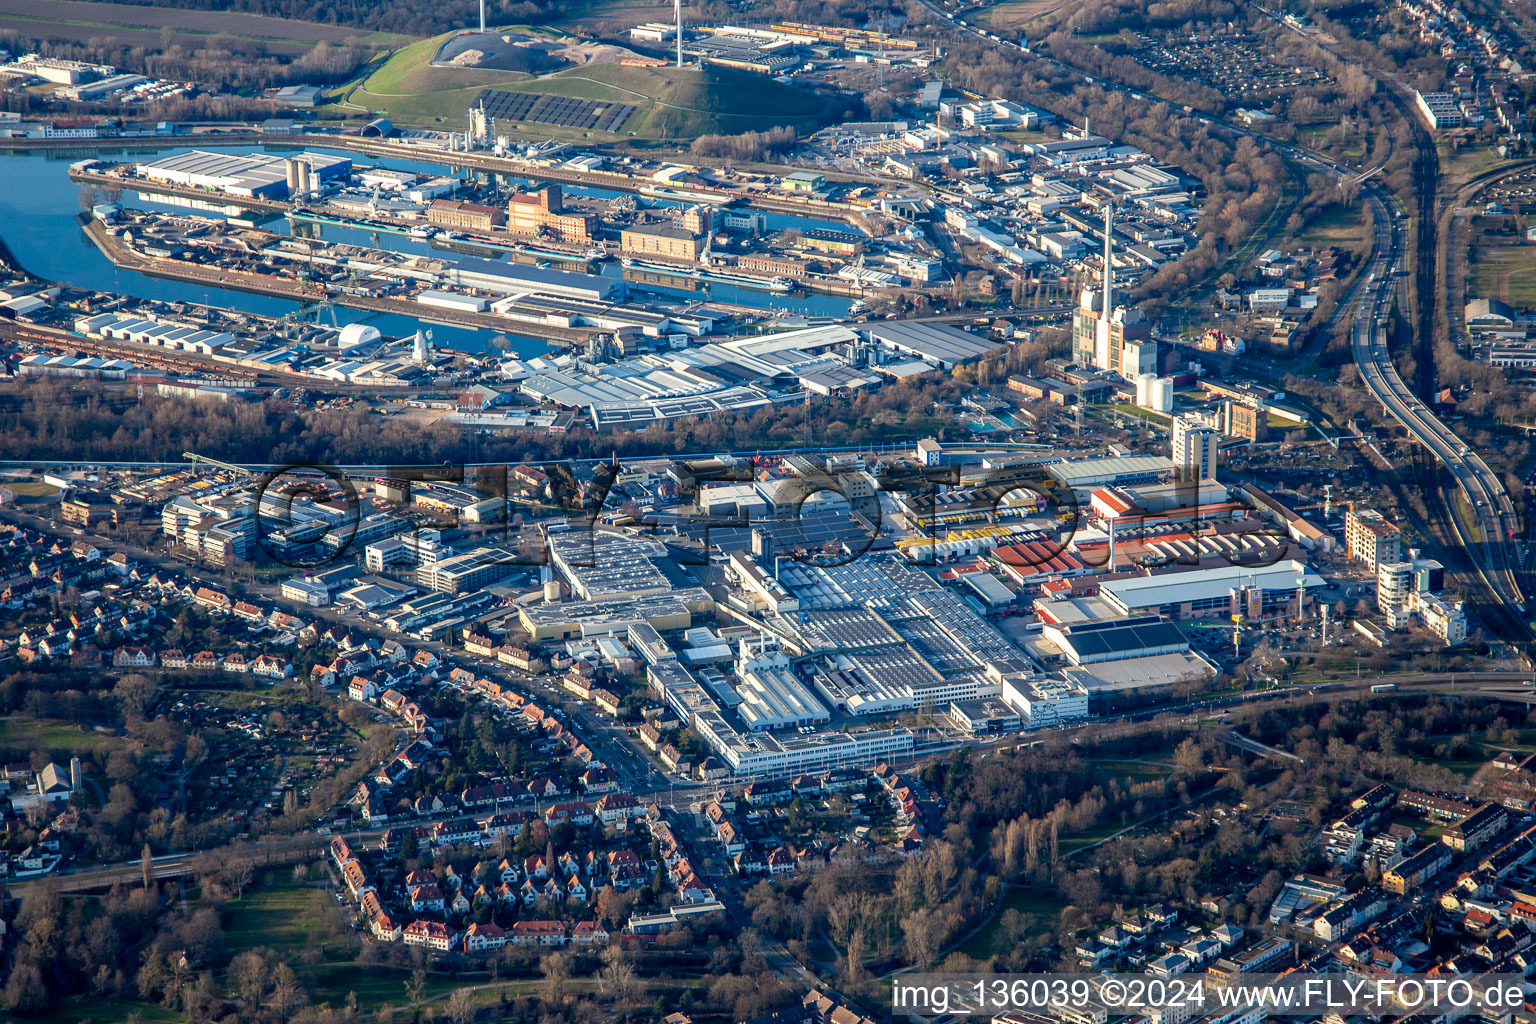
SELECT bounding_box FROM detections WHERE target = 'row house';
[545,802,595,828]
[233,600,265,624]
[509,920,567,946]
[482,812,519,840]
[462,632,497,658]
[462,781,520,809]
[499,646,545,672]
[433,818,481,846]
[194,587,232,613]
[377,825,428,854]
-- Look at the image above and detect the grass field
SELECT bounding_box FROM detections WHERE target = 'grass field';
[224,873,333,955]
[37,999,183,1024]
[0,0,409,55]
[348,35,848,136]
[1466,231,1536,311]
[0,715,124,757]
[1295,203,1369,252]
[346,33,523,123]
[7,480,60,496]
[956,886,1066,959]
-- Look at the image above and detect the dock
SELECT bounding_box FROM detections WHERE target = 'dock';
[79,216,593,347]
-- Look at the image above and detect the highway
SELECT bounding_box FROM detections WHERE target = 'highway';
[1348,187,1525,607]
[922,0,1527,614]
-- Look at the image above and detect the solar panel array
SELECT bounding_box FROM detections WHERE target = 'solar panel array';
[1063,619,1186,659]
[477,89,636,132]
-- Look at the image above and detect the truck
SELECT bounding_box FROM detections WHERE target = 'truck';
[1369,683,1397,693]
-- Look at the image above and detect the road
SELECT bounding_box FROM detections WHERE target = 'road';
[1347,188,1525,608]
[922,0,1526,615]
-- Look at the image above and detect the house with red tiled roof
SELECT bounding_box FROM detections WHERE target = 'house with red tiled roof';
[464,921,507,952]
[403,920,455,951]
[509,920,567,946]
[571,920,610,945]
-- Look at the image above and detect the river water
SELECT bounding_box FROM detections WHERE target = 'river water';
[0,143,853,357]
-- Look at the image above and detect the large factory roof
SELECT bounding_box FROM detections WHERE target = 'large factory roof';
[136,150,349,195]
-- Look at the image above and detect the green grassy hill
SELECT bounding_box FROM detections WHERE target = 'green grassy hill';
[512,63,849,137]
[347,37,853,137]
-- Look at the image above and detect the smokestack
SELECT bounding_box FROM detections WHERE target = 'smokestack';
[1101,203,1114,317]
[675,0,683,67]
[70,756,80,792]
[479,0,486,33]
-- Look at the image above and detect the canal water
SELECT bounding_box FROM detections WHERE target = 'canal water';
[0,144,853,358]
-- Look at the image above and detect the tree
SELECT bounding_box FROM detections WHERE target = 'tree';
[446,987,477,1023]
[141,843,154,890]
[541,951,571,1003]
[902,909,942,968]
[229,950,268,1012]
[404,966,427,1011]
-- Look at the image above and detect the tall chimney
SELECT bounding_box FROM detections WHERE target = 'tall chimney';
[675,0,683,67]
[479,0,485,33]
[70,756,80,792]
[1101,203,1114,317]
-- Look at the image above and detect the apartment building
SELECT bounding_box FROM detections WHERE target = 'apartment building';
[1345,508,1402,571]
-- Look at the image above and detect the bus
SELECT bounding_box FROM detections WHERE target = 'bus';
[1369,683,1397,693]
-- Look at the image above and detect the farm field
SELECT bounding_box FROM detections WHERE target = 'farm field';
[979,0,1068,31]
[0,0,411,55]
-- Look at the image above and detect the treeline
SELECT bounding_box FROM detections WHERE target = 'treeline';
[690,126,798,161]
[0,353,1074,465]
[0,29,373,94]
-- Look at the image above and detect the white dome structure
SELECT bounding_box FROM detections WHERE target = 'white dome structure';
[337,323,382,350]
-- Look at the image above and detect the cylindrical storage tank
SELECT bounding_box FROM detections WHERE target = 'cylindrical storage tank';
[544,580,561,603]
[1151,377,1174,414]
[1135,372,1156,408]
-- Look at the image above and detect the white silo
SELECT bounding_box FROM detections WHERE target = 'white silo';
[1135,372,1156,408]
[1150,377,1174,414]
[544,580,562,603]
